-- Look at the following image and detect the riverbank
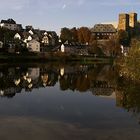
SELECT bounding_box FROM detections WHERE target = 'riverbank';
[0,52,114,64]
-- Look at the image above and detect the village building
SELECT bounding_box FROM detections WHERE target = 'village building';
[40,31,58,52]
[29,30,34,35]
[14,33,21,40]
[42,32,50,45]
[91,24,116,39]
[41,31,58,46]
[25,25,34,31]
[0,19,22,31]
[0,41,3,48]
[61,44,65,53]
[22,30,39,43]
[27,40,40,52]
[60,44,89,55]
[27,35,32,41]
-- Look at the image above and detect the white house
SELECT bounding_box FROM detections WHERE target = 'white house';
[44,32,48,36]
[14,33,21,40]
[0,41,3,48]
[61,44,65,52]
[29,30,34,35]
[27,40,40,52]
[27,35,32,41]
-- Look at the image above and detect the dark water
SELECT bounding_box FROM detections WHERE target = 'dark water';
[0,63,140,140]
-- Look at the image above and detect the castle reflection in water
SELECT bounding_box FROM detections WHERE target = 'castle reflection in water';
[0,63,117,98]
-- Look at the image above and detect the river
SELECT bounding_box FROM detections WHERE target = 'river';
[0,63,140,140]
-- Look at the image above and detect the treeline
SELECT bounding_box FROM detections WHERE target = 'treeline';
[60,26,131,45]
[60,27,96,45]
[0,28,17,42]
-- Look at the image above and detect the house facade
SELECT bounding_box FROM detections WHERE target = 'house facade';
[0,19,22,31]
[91,24,116,39]
[41,31,58,46]
[42,32,49,45]
[27,40,40,52]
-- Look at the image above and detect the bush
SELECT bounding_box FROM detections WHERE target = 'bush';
[120,39,140,81]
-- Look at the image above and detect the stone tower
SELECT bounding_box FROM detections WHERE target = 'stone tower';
[129,13,137,28]
[118,13,129,31]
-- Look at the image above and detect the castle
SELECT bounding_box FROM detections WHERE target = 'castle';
[118,12,138,32]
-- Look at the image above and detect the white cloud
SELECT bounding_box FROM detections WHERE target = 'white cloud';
[62,4,66,10]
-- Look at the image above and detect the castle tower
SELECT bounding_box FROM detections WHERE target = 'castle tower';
[129,13,137,28]
[118,13,129,31]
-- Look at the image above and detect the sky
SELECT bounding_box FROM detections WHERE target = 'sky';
[0,0,140,34]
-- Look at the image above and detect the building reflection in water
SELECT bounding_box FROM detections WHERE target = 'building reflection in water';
[0,64,116,97]
[0,63,140,117]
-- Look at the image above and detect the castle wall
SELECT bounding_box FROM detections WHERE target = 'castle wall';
[118,12,137,31]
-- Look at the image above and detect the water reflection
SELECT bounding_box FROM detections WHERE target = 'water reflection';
[0,63,140,139]
[0,64,117,97]
[0,63,140,114]
[116,79,140,116]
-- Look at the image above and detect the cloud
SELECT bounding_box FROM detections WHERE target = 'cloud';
[62,4,66,10]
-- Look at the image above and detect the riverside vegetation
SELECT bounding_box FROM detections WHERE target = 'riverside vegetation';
[120,38,140,82]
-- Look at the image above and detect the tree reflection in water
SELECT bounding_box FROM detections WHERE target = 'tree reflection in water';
[0,63,140,119]
[116,78,140,116]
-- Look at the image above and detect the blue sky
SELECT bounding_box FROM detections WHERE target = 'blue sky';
[0,0,140,33]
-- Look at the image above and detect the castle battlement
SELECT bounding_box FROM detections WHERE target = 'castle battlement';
[118,12,138,31]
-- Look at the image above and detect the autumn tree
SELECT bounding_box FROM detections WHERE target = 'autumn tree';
[77,27,91,44]
[60,26,92,45]
[106,35,121,56]
[89,34,96,45]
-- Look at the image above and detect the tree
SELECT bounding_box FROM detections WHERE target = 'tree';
[89,34,96,45]
[121,39,140,81]
[70,27,78,42]
[60,27,72,43]
[77,27,91,44]
[14,39,28,53]
[117,30,130,46]
[106,35,121,56]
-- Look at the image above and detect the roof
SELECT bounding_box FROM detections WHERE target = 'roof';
[91,24,116,33]
[1,19,16,24]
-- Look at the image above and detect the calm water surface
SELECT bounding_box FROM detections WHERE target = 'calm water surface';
[0,63,140,140]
